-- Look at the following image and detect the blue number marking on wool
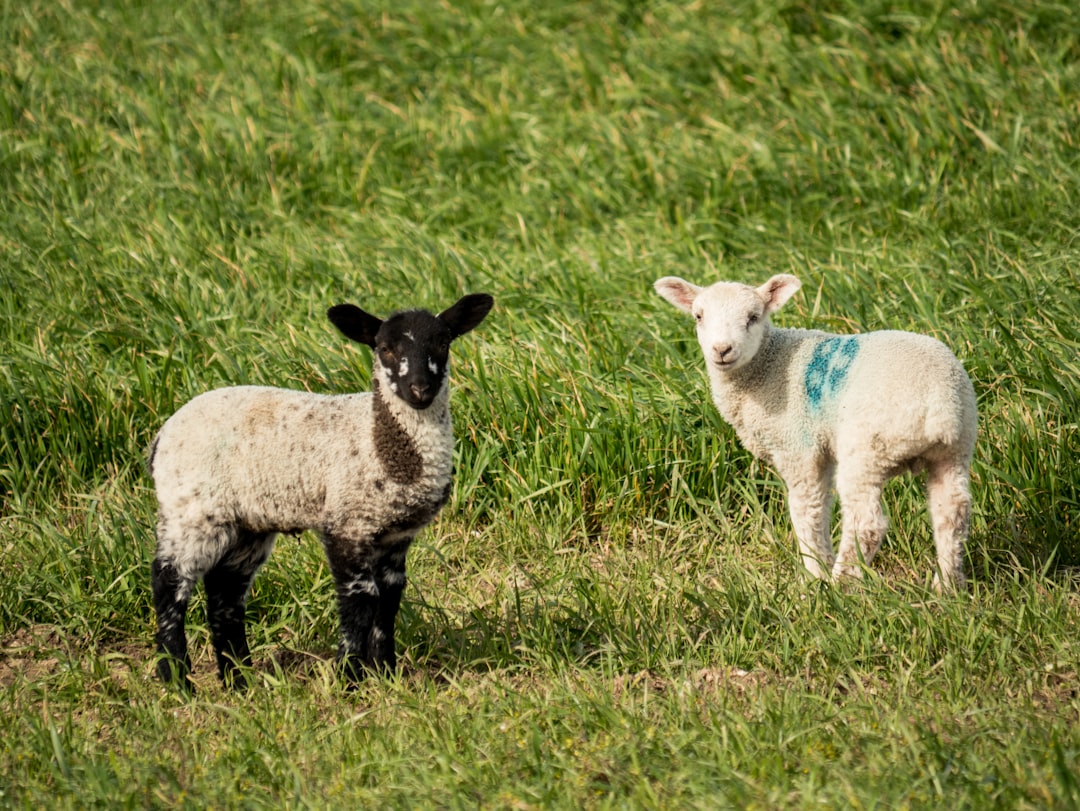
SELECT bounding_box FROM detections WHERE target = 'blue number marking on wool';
[805,337,859,411]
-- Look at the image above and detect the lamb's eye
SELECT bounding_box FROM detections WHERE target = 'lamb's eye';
[694,312,703,323]
[747,313,760,328]
[378,347,395,362]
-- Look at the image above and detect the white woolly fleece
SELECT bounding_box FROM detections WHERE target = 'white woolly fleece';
[151,381,454,583]
[655,273,977,590]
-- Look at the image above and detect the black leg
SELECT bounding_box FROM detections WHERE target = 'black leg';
[324,535,415,683]
[204,565,255,689]
[329,558,380,682]
[369,541,411,673]
[204,533,274,689]
[151,556,194,692]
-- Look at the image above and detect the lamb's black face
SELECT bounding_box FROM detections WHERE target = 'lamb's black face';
[374,310,453,409]
[327,293,493,410]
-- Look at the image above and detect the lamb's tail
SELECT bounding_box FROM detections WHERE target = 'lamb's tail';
[147,434,161,477]
[924,370,978,455]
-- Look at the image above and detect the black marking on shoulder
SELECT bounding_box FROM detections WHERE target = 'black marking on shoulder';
[372,379,423,484]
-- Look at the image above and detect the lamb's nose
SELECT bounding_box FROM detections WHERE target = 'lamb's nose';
[714,345,733,362]
[410,383,430,400]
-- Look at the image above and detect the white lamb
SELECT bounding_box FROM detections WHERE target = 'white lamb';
[654,274,977,590]
[148,293,494,690]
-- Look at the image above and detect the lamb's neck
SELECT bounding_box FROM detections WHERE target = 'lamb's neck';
[372,379,454,486]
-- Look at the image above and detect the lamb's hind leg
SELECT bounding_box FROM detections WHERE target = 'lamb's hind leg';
[832,463,888,581]
[927,459,971,592]
[204,531,276,689]
[151,556,196,691]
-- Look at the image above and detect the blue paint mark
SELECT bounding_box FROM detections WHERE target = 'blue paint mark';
[805,337,859,411]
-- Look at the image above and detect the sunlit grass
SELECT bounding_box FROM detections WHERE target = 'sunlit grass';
[1,0,1079,807]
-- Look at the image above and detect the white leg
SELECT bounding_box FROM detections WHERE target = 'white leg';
[927,459,971,591]
[781,458,836,579]
[833,464,888,581]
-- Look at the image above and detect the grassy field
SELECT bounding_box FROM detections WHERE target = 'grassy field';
[2,0,1079,807]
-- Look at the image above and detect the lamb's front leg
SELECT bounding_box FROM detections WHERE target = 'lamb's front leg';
[368,540,413,673]
[778,456,836,580]
[328,574,380,682]
[832,463,888,581]
[325,548,380,682]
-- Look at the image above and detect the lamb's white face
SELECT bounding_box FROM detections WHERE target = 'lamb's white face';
[654,274,802,373]
[690,282,770,372]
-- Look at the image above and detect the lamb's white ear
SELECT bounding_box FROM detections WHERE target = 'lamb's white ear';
[654,277,701,314]
[757,274,801,314]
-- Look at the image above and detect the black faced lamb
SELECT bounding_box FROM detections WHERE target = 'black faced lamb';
[148,293,494,690]
[655,274,977,591]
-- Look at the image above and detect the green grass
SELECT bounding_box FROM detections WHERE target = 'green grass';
[2,0,1079,807]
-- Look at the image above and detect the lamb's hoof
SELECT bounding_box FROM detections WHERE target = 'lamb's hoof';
[830,563,872,593]
[932,571,966,594]
[336,654,371,688]
[219,669,250,692]
[801,560,833,582]
[157,659,197,695]
[159,674,196,696]
[831,563,865,581]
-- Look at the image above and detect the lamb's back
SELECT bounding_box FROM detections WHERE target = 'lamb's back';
[152,386,377,530]
[831,330,977,457]
[716,329,975,462]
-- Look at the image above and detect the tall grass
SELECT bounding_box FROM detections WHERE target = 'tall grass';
[2,0,1079,807]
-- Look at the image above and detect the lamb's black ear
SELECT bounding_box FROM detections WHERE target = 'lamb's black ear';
[327,304,383,348]
[438,293,494,339]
